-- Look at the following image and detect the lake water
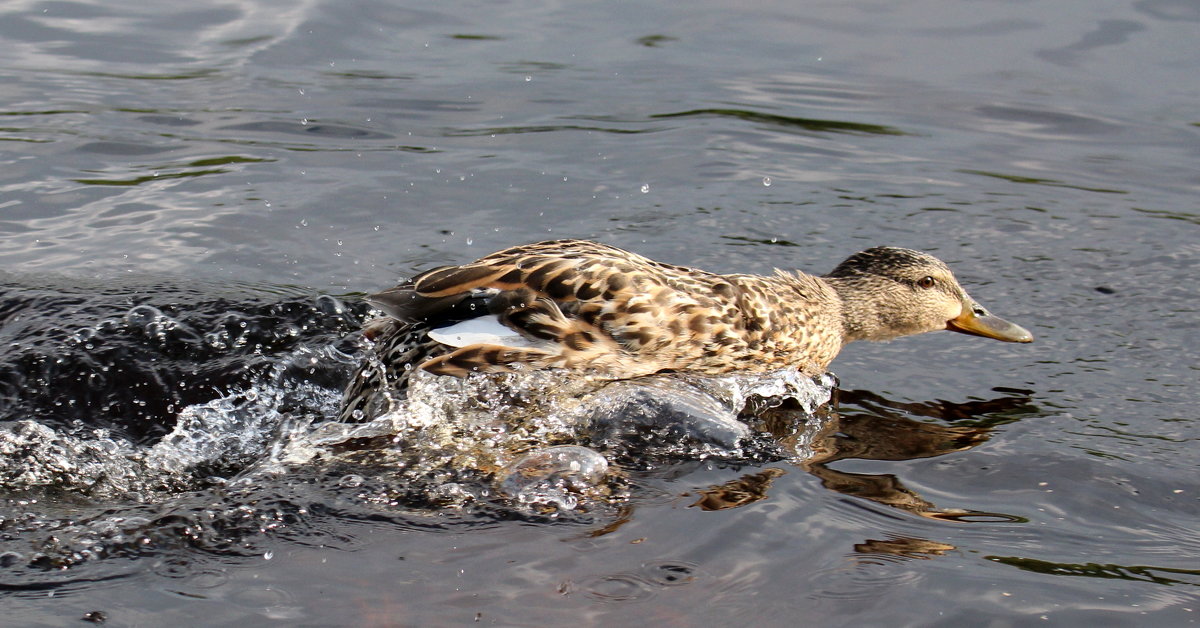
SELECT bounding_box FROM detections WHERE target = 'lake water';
[1,0,1198,625]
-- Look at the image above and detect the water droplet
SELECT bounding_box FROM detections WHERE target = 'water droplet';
[263,550,274,560]
[466,238,474,246]
[762,176,772,187]
[524,75,532,82]
[300,118,309,126]
[640,184,650,194]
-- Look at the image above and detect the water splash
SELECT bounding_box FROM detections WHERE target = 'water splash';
[0,277,837,574]
[0,369,344,500]
[499,446,609,511]
[281,365,835,511]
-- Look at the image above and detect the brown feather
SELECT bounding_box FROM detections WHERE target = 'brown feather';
[359,239,1032,382]
[422,344,556,376]
[415,265,511,297]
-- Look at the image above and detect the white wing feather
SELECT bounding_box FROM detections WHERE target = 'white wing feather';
[427,315,546,349]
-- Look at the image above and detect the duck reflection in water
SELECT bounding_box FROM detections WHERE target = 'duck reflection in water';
[691,388,1037,522]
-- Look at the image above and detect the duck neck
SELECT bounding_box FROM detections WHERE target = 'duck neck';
[822,274,894,344]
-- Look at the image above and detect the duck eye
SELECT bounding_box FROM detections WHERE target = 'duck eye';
[917,276,936,289]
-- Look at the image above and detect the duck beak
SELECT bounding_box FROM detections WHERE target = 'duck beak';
[946,301,1034,343]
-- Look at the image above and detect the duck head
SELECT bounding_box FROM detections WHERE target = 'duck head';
[823,247,1034,345]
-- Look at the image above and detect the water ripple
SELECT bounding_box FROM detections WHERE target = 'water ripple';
[651,108,906,136]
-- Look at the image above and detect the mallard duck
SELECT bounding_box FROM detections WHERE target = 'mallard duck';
[344,240,1030,411]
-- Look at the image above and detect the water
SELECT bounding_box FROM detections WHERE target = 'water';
[2,0,1198,624]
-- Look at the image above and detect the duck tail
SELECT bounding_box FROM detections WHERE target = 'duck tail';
[368,279,500,324]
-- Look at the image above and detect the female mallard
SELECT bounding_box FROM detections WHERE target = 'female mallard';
[341,239,1031,420]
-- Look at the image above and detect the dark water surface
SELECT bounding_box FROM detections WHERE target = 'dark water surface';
[2,0,1198,625]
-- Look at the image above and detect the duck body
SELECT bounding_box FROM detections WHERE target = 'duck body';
[360,239,1031,384]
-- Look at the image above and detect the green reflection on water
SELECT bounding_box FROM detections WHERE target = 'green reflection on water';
[719,235,801,247]
[71,156,275,186]
[0,134,53,144]
[959,169,1128,194]
[1132,207,1200,226]
[64,69,220,81]
[986,556,1200,587]
[636,34,678,47]
[0,110,91,117]
[651,108,906,136]
[73,169,227,186]
[444,125,659,136]
[185,156,272,167]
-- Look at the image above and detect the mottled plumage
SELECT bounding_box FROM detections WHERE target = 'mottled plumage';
[339,239,1031,420]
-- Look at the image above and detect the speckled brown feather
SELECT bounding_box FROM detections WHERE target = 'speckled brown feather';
[371,239,847,378]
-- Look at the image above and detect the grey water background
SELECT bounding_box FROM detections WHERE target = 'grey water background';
[2,0,1198,625]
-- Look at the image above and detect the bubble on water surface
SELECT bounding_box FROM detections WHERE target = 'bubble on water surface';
[498,446,609,510]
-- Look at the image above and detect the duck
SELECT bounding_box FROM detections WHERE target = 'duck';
[339,239,1031,421]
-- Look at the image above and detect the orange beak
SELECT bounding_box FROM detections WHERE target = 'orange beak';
[946,301,1034,343]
